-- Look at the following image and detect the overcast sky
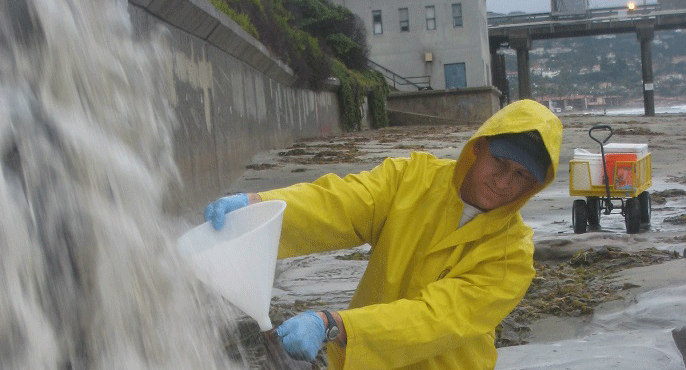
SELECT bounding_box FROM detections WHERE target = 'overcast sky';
[486,0,651,15]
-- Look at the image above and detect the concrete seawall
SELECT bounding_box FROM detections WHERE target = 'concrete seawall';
[387,87,501,126]
[128,0,342,218]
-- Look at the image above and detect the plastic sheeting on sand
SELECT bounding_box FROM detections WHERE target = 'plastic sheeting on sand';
[496,284,686,370]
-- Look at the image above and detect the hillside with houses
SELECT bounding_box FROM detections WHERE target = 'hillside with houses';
[501,29,686,109]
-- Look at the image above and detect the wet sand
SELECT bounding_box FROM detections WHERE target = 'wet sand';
[222,113,686,369]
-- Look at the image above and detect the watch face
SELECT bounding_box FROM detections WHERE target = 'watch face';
[327,326,340,341]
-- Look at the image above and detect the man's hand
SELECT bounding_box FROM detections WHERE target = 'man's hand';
[276,311,326,362]
[204,193,249,230]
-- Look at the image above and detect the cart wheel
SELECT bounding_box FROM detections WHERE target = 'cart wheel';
[573,199,588,234]
[638,191,651,226]
[625,198,641,234]
[586,196,601,229]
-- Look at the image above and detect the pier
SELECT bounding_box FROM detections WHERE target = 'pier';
[489,5,686,115]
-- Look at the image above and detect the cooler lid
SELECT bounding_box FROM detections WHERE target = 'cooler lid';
[603,143,648,153]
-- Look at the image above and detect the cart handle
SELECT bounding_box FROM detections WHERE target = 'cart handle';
[588,125,613,146]
[589,125,614,214]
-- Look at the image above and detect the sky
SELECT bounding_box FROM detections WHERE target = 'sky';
[486,0,653,15]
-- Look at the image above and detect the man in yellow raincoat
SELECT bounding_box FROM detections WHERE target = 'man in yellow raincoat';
[205,99,563,369]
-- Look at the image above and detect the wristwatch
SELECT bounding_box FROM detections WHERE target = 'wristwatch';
[322,310,340,342]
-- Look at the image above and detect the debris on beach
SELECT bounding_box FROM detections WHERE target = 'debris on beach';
[666,175,686,185]
[247,163,278,170]
[335,250,371,261]
[664,214,686,225]
[279,147,315,157]
[652,189,686,204]
[496,246,681,347]
[371,125,474,143]
[273,125,469,165]
[278,142,362,164]
[612,127,661,136]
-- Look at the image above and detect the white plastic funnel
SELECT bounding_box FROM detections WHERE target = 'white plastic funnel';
[177,200,286,331]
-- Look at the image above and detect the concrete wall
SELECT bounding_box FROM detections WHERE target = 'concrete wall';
[331,0,491,91]
[386,86,501,125]
[127,0,342,218]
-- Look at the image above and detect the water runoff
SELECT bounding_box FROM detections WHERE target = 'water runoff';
[0,0,284,368]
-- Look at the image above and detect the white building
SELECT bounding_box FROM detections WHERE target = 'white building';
[542,70,561,78]
[332,0,491,91]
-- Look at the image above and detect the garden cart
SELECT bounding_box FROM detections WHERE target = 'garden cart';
[569,125,652,234]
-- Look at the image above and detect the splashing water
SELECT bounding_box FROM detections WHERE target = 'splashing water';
[0,0,246,368]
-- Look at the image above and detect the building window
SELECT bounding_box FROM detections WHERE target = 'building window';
[445,62,467,89]
[399,8,409,32]
[372,10,383,34]
[425,6,436,30]
[452,3,463,27]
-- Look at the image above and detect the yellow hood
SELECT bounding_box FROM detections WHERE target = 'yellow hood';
[453,99,563,215]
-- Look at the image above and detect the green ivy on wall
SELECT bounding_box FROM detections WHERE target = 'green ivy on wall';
[363,69,390,129]
[331,60,363,131]
[331,61,389,131]
[210,0,389,132]
[208,0,259,39]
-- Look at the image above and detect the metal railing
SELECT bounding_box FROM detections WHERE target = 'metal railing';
[488,4,663,27]
[368,59,432,91]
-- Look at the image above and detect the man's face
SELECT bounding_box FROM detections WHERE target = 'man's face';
[461,138,541,211]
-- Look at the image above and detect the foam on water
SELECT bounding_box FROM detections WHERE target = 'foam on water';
[0,0,243,368]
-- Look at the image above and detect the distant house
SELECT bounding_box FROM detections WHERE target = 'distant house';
[542,70,561,78]
[657,73,684,81]
[330,0,491,91]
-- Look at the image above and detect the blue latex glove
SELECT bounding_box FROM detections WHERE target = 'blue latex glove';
[276,311,326,362]
[204,193,249,230]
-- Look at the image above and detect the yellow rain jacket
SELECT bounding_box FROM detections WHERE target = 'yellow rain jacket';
[259,99,563,370]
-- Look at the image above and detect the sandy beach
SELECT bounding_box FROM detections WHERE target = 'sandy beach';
[222,112,686,369]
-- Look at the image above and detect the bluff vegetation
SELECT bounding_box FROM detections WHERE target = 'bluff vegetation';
[210,0,389,131]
